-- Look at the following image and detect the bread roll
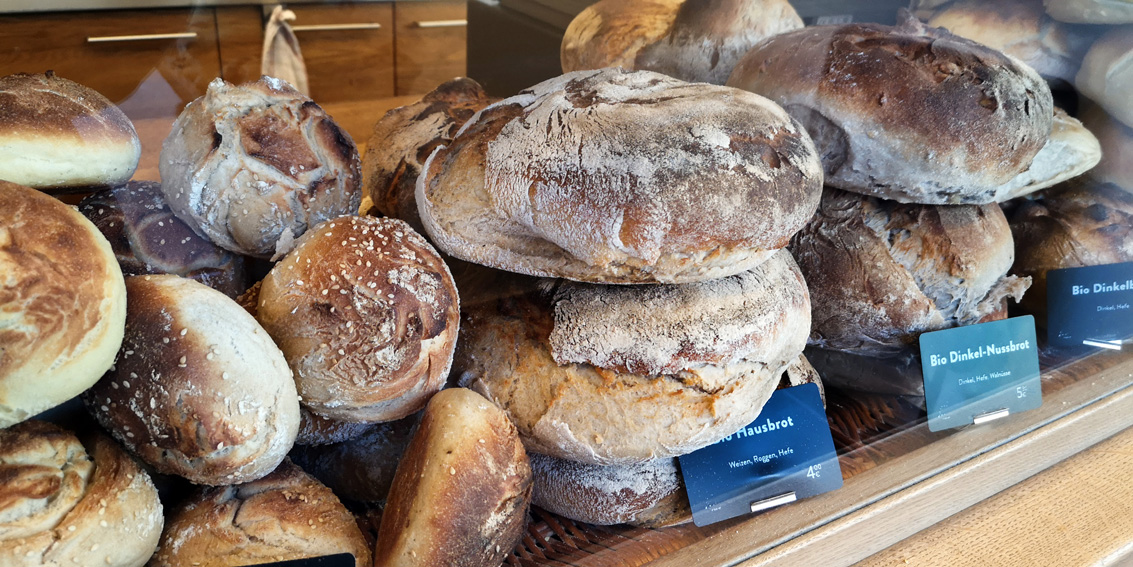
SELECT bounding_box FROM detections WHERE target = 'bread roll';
[457,250,809,465]
[375,388,531,567]
[290,413,418,503]
[0,72,140,192]
[0,421,162,567]
[1045,0,1133,23]
[418,68,823,284]
[1081,103,1133,193]
[727,12,1054,204]
[790,189,1030,356]
[256,216,459,422]
[295,407,375,446]
[84,275,299,485]
[79,181,247,298]
[1076,26,1133,129]
[160,77,361,259]
[362,78,494,234]
[990,106,1101,202]
[149,460,371,567]
[1,180,126,428]
[561,0,682,73]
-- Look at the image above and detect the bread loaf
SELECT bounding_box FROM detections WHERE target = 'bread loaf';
[418,68,822,284]
[1044,0,1133,23]
[1081,103,1133,193]
[0,72,140,192]
[1076,26,1133,129]
[1,180,126,428]
[295,407,375,446]
[560,0,682,73]
[290,413,418,503]
[990,106,1101,202]
[727,12,1054,204]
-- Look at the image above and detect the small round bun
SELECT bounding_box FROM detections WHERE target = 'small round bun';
[1044,0,1133,23]
[418,68,823,284]
[160,77,361,259]
[561,0,682,73]
[0,72,140,192]
[84,275,299,485]
[1,180,126,428]
[290,413,418,503]
[727,13,1054,204]
[1076,26,1133,129]
[790,189,1030,356]
[1082,104,1133,193]
[256,216,459,422]
[0,421,163,567]
[149,460,371,567]
[79,181,247,298]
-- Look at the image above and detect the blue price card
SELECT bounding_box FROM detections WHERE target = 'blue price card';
[678,383,842,527]
[920,316,1042,432]
[242,555,355,567]
[1046,262,1133,349]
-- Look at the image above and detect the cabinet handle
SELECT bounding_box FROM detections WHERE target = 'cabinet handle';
[415,19,468,28]
[290,23,383,32]
[87,32,198,43]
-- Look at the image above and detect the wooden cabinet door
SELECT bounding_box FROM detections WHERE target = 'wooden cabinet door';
[395,0,468,96]
[287,3,396,103]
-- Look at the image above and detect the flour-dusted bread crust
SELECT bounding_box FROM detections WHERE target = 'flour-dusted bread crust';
[0,181,126,428]
[374,388,532,567]
[561,0,682,73]
[256,216,459,423]
[148,460,371,567]
[363,78,494,234]
[1076,26,1133,129]
[790,189,1030,356]
[727,13,1054,204]
[160,77,361,259]
[991,107,1101,202]
[1082,103,1133,193]
[635,0,803,85]
[84,275,300,485]
[417,68,822,284]
[1045,0,1133,23]
[0,421,163,567]
[0,72,140,192]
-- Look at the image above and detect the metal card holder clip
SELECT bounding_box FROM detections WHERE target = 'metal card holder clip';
[750,492,797,513]
[972,408,1010,425]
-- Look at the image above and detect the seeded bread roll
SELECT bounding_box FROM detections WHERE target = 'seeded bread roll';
[0,421,163,567]
[79,181,247,298]
[362,78,494,234]
[790,189,1030,356]
[727,12,1054,204]
[561,0,682,73]
[418,68,822,284]
[160,77,361,259]
[1081,104,1133,193]
[84,275,300,485]
[149,460,371,567]
[290,413,418,503]
[1044,0,1133,23]
[375,388,531,567]
[0,72,140,192]
[1,181,126,428]
[256,216,459,423]
[1076,26,1133,129]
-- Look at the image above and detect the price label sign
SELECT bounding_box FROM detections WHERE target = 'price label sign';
[920,316,1042,432]
[242,554,355,567]
[1046,262,1133,349]
[678,383,842,527]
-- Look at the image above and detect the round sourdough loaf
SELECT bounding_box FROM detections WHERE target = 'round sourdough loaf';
[255,216,459,423]
[0,181,126,428]
[0,72,140,192]
[789,189,1030,356]
[0,421,163,567]
[560,0,682,73]
[1076,26,1133,129]
[727,13,1054,204]
[160,77,361,259]
[456,249,809,465]
[417,68,823,284]
[84,275,299,485]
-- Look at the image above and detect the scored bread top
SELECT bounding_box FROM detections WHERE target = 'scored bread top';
[417,68,822,284]
[560,0,682,73]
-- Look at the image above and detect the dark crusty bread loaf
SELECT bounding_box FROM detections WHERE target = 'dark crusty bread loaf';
[790,189,1029,356]
[1,180,126,428]
[84,275,299,485]
[363,77,494,234]
[294,407,375,446]
[0,421,163,567]
[0,72,140,192]
[417,68,823,284]
[375,388,531,567]
[148,460,371,567]
[256,216,459,423]
[727,12,1054,204]
[290,413,418,503]
[561,0,682,73]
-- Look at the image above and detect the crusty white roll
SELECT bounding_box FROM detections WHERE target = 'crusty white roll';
[1,180,126,428]
[789,189,1030,356]
[375,388,532,567]
[457,249,810,465]
[256,216,459,423]
[148,460,371,567]
[0,72,140,192]
[290,413,418,503]
[727,12,1054,204]
[0,421,163,567]
[1077,26,1133,129]
[159,77,361,259]
[84,275,300,485]
[1045,0,1133,23]
[561,0,682,73]
[418,68,823,284]
[1082,103,1133,193]
[362,77,494,234]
